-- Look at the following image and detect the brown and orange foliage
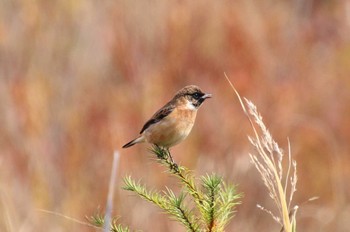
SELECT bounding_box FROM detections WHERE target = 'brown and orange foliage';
[0,0,349,231]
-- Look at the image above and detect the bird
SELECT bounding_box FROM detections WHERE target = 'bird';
[122,85,211,152]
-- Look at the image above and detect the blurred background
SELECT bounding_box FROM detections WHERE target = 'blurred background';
[1,0,349,231]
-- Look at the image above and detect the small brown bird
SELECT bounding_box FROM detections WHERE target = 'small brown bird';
[122,85,211,150]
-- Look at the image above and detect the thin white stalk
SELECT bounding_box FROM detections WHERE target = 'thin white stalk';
[104,150,120,232]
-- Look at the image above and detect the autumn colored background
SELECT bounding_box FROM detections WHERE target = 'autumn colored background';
[1,0,349,231]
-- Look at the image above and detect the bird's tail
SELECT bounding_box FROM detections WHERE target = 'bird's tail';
[122,136,145,148]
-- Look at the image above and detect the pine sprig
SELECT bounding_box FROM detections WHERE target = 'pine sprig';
[164,188,200,232]
[111,222,132,232]
[215,183,242,231]
[123,176,200,232]
[123,147,242,232]
[201,174,221,231]
[201,174,242,232]
[150,145,205,208]
[123,176,170,210]
[87,146,241,232]
[87,211,131,232]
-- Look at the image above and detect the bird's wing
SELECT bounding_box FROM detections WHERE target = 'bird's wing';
[139,102,175,134]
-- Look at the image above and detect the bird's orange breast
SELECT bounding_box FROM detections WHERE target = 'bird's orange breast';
[143,107,197,147]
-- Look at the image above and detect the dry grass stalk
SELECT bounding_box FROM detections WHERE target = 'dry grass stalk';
[225,74,298,232]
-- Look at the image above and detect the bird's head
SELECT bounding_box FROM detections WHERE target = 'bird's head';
[174,85,212,109]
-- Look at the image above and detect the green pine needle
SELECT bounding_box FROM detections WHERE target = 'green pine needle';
[121,148,242,232]
[111,219,132,232]
[87,211,131,232]
[123,176,200,232]
[90,146,242,232]
[215,184,242,231]
[201,174,222,230]
[123,176,169,209]
[199,174,242,232]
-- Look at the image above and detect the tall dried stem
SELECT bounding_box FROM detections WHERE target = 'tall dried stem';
[225,74,298,232]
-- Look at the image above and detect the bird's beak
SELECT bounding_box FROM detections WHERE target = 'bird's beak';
[201,93,212,99]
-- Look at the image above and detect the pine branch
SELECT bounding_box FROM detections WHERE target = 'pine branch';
[87,211,131,232]
[201,174,221,231]
[113,143,241,232]
[164,188,200,232]
[201,174,241,232]
[215,183,242,231]
[123,176,200,232]
[150,146,205,208]
[123,176,170,210]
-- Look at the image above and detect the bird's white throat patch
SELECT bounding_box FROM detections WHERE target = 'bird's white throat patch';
[186,100,197,110]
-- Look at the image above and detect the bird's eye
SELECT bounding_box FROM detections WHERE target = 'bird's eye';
[192,93,201,100]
